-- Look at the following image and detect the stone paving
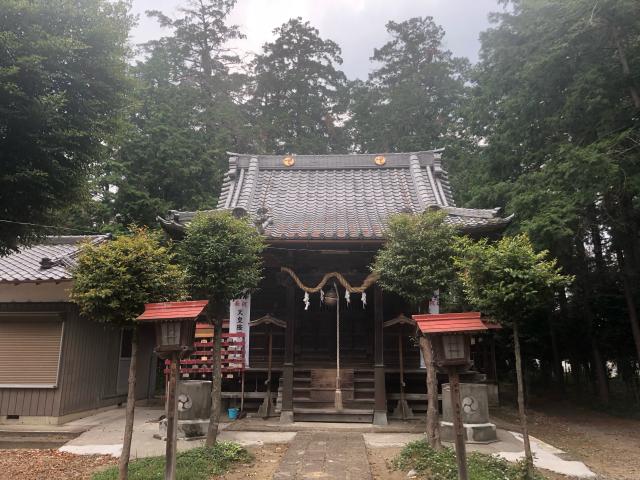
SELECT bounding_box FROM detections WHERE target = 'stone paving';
[273,432,372,480]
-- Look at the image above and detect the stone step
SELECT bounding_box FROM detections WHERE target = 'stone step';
[293,407,374,423]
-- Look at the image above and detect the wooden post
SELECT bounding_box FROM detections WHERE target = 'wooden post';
[334,283,343,411]
[392,331,413,419]
[373,285,387,425]
[280,269,296,423]
[259,326,274,418]
[448,368,468,480]
[165,352,179,480]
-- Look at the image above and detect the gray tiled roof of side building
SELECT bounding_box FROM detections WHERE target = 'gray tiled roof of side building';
[159,151,511,240]
[0,235,110,283]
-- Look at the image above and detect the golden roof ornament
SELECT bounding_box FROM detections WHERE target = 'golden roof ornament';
[283,155,295,167]
[374,155,386,166]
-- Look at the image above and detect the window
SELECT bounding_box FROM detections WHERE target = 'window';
[0,314,64,388]
[442,335,465,360]
[120,328,133,358]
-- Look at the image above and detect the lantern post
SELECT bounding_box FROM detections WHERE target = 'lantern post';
[413,312,490,480]
[137,301,208,480]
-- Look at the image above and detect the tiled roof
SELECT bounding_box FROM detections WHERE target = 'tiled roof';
[0,235,110,283]
[159,151,511,240]
[137,300,209,322]
[413,312,488,334]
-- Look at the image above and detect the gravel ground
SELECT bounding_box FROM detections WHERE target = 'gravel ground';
[0,449,116,480]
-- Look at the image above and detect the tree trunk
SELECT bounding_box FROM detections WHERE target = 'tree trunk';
[612,26,640,109]
[575,237,610,405]
[206,313,223,446]
[512,321,534,474]
[419,335,441,450]
[615,246,640,365]
[118,329,138,480]
[548,314,564,389]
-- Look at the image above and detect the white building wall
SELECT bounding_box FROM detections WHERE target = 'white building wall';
[0,281,72,303]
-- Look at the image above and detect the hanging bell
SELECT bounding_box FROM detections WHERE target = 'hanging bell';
[324,289,338,307]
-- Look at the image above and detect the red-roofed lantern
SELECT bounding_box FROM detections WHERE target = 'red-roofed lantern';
[412,312,489,480]
[137,300,208,480]
[137,300,208,359]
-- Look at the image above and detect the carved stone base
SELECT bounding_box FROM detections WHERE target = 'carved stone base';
[280,410,294,424]
[373,410,388,426]
[440,420,497,443]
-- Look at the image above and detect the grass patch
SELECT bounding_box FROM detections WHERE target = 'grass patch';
[92,442,252,480]
[394,440,545,480]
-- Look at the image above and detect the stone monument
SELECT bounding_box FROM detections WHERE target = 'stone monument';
[441,382,497,443]
[159,380,211,439]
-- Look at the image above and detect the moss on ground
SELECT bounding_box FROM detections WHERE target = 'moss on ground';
[92,442,252,480]
[394,440,545,480]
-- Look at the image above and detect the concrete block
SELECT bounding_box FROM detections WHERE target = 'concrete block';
[441,382,496,443]
[158,418,209,440]
[440,421,497,443]
[176,381,211,420]
[442,383,490,424]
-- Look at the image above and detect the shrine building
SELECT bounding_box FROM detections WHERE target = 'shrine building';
[159,150,510,425]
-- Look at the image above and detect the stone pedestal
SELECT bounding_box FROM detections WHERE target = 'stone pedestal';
[158,380,212,440]
[441,382,497,443]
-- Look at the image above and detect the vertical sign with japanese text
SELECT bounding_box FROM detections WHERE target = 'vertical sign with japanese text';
[229,295,251,367]
[420,290,440,368]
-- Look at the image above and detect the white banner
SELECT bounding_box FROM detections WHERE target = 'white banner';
[420,290,440,368]
[229,295,251,368]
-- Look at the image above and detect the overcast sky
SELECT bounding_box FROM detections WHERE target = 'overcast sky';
[130,0,504,80]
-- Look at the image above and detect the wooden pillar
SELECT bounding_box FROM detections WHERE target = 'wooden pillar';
[373,285,387,425]
[448,368,468,480]
[280,258,296,423]
[165,352,179,480]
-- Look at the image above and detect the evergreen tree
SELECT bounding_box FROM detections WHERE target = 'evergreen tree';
[349,17,469,153]
[250,18,348,154]
[461,0,640,395]
[0,0,132,254]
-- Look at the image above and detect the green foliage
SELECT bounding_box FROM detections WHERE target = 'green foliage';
[71,228,187,326]
[454,234,571,325]
[349,17,469,153]
[92,443,252,480]
[0,0,133,254]
[394,440,544,480]
[110,50,223,226]
[373,210,459,307]
[178,211,265,309]
[251,18,348,154]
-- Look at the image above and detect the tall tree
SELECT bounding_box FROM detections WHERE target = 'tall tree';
[250,18,348,154]
[349,17,469,153]
[122,0,250,217]
[71,229,187,480]
[111,47,221,226]
[0,0,132,254]
[460,0,640,391]
[178,211,264,445]
[454,234,571,475]
[373,210,461,450]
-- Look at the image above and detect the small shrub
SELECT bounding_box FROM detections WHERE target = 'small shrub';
[394,440,545,480]
[92,443,252,480]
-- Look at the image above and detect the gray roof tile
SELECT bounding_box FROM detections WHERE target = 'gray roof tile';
[0,235,110,283]
[161,151,511,240]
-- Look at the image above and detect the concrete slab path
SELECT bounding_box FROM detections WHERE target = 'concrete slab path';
[273,432,372,480]
[59,407,294,458]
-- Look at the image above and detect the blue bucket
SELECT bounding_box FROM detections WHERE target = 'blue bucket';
[228,407,239,420]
